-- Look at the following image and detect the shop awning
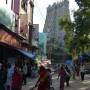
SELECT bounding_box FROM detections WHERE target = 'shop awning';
[0,41,18,51]
[0,41,35,60]
[17,49,35,60]
[0,41,20,58]
[66,60,73,65]
[0,23,26,40]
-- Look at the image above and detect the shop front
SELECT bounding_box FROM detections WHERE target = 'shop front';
[0,24,35,66]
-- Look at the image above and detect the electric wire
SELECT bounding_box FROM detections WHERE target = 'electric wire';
[34,0,46,23]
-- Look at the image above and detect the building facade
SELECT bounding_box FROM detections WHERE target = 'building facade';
[43,0,69,45]
[32,24,39,48]
[32,24,39,42]
[0,0,35,64]
[43,0,70,63]
[11,0,34,44]
[0,0,34,47]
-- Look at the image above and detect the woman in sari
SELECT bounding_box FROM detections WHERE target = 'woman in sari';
[58,65,66,90]
[35,66,49,90]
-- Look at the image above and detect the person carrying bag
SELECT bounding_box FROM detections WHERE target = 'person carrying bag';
[65,65,71,87]
[34,66,49,90]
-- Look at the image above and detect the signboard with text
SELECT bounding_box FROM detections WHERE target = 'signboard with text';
[0,29,20,48]
[20,14,28,39]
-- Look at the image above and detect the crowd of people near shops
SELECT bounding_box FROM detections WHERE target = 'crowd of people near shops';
[0,60,52,90]
[29,63,86,90]
[0,60,38,90]
[0,60,86,90]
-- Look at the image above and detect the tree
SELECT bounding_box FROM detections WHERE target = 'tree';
[59,14,75,54]
[0,9,11,28]
[59,0,90,55]
[73,0,90,53]
[75,0,90,8]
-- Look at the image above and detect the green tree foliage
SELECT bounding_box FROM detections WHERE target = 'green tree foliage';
[59,0,90,54]
[59,15,74,53]
[75,0,90,8]
[73,0,90,53]
[0,9,11,28]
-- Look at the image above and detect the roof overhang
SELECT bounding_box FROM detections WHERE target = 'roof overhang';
[0,23,26,40]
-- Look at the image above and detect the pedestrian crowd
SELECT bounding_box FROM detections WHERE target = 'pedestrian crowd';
[0,60,86,90]
[33,63,86,90]
[0,61,29,90]
[57,63,86,90]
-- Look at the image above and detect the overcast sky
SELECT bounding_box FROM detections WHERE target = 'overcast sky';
[33,0,78,32]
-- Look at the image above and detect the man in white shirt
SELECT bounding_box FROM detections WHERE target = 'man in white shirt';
[80,64,85,81]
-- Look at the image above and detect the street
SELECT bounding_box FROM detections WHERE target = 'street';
[22,74,90,90]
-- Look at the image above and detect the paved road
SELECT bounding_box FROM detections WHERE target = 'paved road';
[22,74,90,90]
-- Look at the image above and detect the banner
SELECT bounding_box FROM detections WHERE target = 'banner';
[0,29,20,48]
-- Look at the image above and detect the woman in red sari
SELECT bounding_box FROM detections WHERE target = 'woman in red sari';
[35,66,49,90]
[58,65,66,90]
[11,68,23,90]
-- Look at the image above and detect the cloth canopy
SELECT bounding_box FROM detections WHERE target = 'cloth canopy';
[17,49,35,60]
[66,60,73,65]
[0,41,35,60]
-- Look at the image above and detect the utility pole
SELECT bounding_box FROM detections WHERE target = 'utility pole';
[29,0,34,49]
[6,0,7,4]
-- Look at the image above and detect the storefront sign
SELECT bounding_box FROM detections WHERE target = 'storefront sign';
[20,14,28,38]
[0,29,20,48]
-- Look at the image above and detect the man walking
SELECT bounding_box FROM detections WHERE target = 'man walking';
[80,64,85,81]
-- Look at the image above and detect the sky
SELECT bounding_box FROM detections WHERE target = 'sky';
[33,0,78,32]
[0,0,78,32]
[0,0,11,11]
[0,0,13,18]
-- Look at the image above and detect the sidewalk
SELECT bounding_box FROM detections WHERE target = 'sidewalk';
[22,77,37,90]
[64,75,90,90]
[22,74,90,90]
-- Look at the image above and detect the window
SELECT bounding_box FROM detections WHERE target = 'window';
[21,0,27,12]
